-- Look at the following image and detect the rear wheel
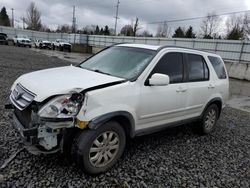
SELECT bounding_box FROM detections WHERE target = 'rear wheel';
[197,104,219,135]
[73,121,126,175]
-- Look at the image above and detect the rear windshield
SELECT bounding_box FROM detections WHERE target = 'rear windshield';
[80,46,156,80]
[208,56,227,79]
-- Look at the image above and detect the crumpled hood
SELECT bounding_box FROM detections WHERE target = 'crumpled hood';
[12,66,124,102]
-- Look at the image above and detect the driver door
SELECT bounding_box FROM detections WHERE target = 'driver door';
[137,52,188,130]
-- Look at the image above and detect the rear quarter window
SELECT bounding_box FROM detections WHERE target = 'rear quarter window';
[208,56,227,79]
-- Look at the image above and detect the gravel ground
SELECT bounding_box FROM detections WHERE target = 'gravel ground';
[0,45,250,187]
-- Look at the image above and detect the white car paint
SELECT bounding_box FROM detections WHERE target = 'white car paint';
[53,39,71,47]
[34,39,52,48]
[13,34,31,46]
[76,47,229,133]
[10,44,229,135]
[11,66,124,102]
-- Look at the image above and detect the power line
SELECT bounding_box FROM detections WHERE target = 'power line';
[114,0,120,35]
[148,9,250,24]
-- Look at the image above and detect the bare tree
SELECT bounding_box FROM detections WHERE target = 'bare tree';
[156,22,171,37]
[225,15,244,40]
[24,2,42,31]
[132,17,141,36]
[243,13,250,38]
[200,12,221,39]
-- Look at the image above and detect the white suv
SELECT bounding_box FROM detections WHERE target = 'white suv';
[6,44,229,174]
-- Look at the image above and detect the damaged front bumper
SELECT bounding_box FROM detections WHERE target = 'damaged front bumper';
[10,109,74,155]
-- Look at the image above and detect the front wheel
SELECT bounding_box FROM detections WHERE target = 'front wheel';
[73,121,126,175]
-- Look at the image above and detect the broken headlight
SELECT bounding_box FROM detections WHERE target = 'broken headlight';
[38,93,84,118]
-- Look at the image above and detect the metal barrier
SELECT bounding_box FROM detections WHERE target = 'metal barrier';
[1,26,250,63]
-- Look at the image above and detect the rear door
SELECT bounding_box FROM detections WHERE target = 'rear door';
[184,53,214,118]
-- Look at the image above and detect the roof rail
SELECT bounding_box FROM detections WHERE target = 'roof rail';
[157,45,216,54]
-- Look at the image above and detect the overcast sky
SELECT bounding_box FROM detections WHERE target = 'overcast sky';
[1,0,250,34]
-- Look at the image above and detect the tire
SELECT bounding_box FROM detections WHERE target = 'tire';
[196,104,219,135]
[29,45,31,48]
[74,121,126,175]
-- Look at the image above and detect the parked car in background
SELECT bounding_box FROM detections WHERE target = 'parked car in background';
[53,39,72,52]
[6,44,229,175]
[0,33,8,45]
[13,34,32,48]
[34,39,52,49]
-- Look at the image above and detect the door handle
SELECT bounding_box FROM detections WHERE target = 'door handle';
[208,84,215,89]
[176,87,187,93]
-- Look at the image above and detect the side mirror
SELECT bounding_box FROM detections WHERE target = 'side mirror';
[149,73,170,86]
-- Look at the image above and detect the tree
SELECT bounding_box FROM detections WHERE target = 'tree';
[172,27,185,38]
[132,17,140,36]
[0,7,11,26]
[139,30,153,37]
[226,15,244,40]
[156,22,171,37]
[104,25,110,35]
[200,12,221,39]
[185,26,196,38]
[24,2,42,31]
[94,25,100,35]
[56,24,71,33]
[120,25,134,36]
[226,26,244,40]
[243,13,250,39]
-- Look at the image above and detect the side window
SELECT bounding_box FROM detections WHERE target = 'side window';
[151,52,184,84]
[208,56,227,79]
[187,54,209,82]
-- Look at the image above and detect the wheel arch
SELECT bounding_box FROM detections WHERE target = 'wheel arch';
[87,111,135,138]
[202,97,222,118]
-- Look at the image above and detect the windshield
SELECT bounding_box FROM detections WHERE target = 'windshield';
[79,46,156,80]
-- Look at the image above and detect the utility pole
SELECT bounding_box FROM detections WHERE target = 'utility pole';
[114,0,120,35]
[72,5,76,33]
[72,5,76,44]
[11,8,14,28]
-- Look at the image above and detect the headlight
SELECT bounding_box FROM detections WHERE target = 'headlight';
[38,93,84,118]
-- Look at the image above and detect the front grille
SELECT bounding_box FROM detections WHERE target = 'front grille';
[10,83,36,111]
[14,106,32,128]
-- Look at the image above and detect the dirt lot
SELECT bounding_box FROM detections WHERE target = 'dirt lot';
[0,45,250,187]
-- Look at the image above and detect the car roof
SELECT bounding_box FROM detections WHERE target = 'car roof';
[116,43,218,57]
[117,43,161,50]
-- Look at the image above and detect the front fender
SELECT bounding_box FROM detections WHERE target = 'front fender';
[87,111,135,137]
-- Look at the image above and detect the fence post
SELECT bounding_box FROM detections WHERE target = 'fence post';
[192,39,195,49]
[239,41,245,63]
[215,40,218,53]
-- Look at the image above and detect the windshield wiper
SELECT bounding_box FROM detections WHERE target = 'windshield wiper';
[93,69,111,76]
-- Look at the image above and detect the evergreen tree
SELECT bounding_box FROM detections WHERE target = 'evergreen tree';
[94,25,100,35]
[185,26,196,38]
[172,27,185,38]
[104,25,110,35]
[0,7,11,26]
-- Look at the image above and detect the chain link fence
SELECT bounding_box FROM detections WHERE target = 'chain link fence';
[1,26,250,63]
